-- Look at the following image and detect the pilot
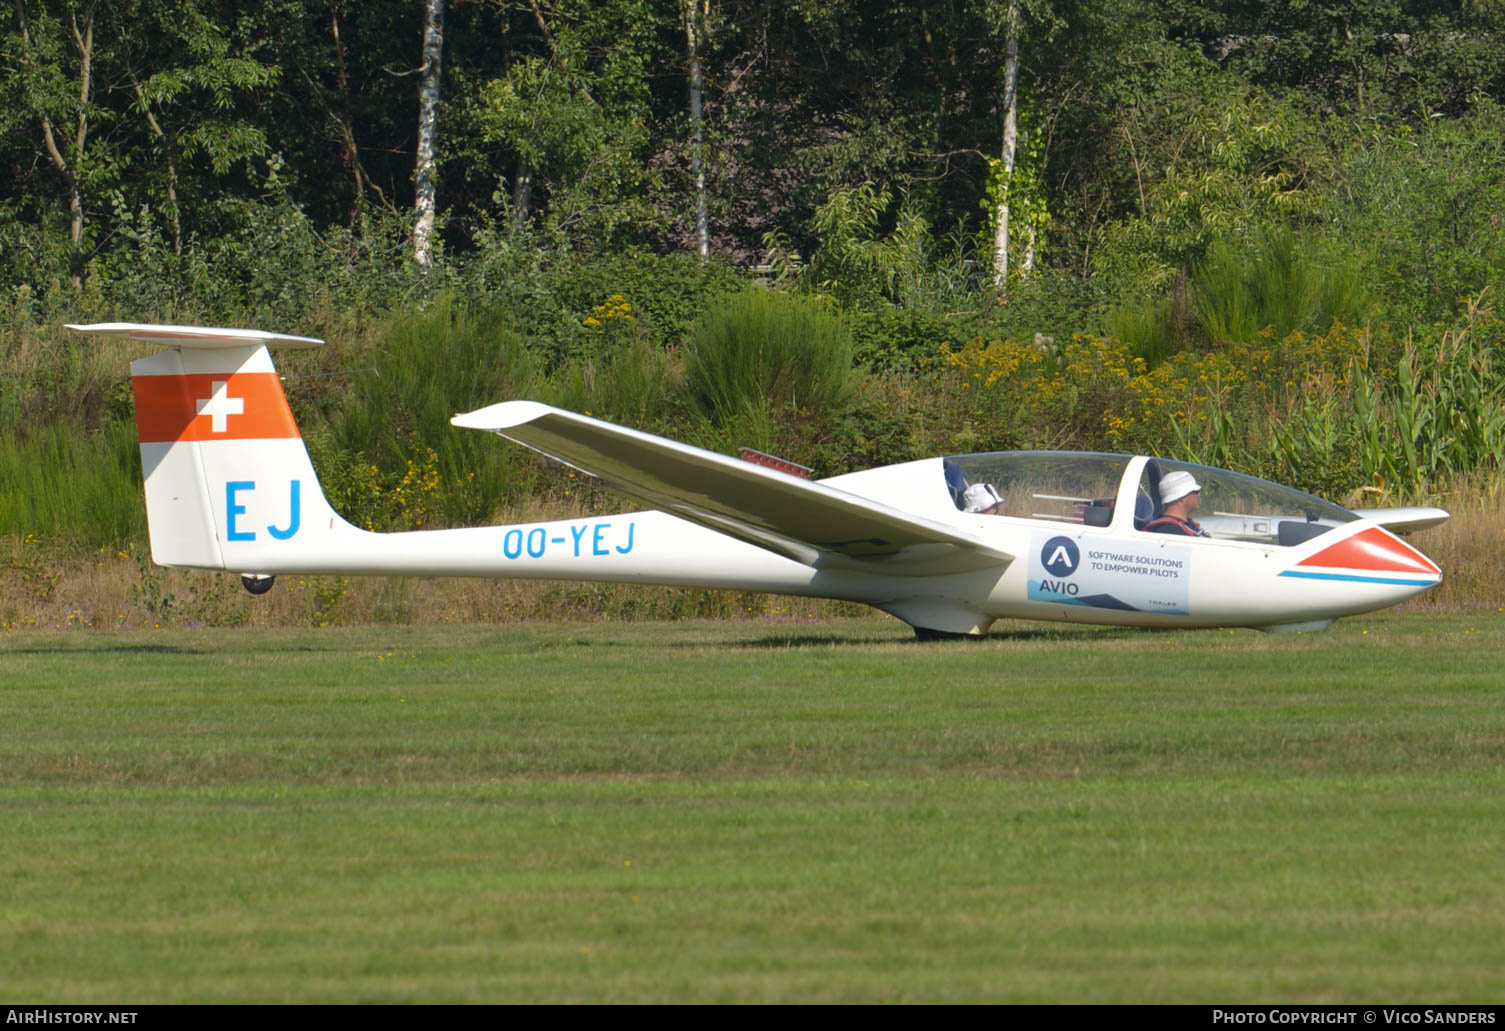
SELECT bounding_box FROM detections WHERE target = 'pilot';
[962,482,1004,515]
[1143,470,1211,537]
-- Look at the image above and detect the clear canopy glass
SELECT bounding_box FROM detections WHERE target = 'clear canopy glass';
[943,452,1357,547]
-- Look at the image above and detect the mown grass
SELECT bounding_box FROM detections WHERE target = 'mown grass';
[2,613,1503,1002]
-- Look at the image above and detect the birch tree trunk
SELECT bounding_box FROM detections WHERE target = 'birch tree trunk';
[991,0,1018,290]
[513,162,532,234]
[412,0,445,273]
[683,0,710,260]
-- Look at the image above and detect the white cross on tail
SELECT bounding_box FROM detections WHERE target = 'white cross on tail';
[196,380,244,433]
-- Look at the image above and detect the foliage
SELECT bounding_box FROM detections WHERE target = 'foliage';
[464,245,746,368]
[463,0,664,247]
[979,94,1049,285]
[1174,0,1505,121]
[935,308,1505,502]
[7,0,1505,557]
[549,323,684,430]
[1106,228,1374,363]
[1155,302,1505,500]
[845,306,986,372]
[807,182,929,306]
[0,417,143,545]
[685,287,858,429]
[767,181,947,311]
[324,293,543,528]
[1351,300,1505,498]
[1089,69,1327,292]
[1314,106,1505,326]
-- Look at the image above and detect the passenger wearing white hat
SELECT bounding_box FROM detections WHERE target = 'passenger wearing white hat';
[962,482,1004,514]
[1142,469,1210,537]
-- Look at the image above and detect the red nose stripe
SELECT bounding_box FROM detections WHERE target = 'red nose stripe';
[1298,526,1441,575]
[132,372,300,443]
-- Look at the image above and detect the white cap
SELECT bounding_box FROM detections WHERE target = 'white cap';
[962,483,1003,513]
[1159,470,1202,505]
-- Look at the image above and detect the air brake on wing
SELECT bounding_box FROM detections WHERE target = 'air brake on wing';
[738,448,812,479]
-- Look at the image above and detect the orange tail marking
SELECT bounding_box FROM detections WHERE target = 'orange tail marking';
[131,372,301,443]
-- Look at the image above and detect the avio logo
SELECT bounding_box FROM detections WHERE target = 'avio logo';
[1040,536,1080,577]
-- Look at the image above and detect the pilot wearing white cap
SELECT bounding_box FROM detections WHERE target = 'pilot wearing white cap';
[1143,470,1211,537]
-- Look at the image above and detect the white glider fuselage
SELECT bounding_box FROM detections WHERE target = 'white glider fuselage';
[89,323,1444,638]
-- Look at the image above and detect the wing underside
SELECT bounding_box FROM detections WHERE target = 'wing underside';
[1351,506,1451,534]
[452,401,1012,577]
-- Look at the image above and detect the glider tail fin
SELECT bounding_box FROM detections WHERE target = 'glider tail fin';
[70,323,351,571]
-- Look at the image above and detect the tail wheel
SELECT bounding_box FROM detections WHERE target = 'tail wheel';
[240,574,276,595]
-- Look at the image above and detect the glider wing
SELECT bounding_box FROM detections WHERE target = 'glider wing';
[1351,506,1451,534]
[66,322,324,348]
[453,401,1012,576]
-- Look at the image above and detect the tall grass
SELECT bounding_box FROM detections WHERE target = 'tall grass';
[325,293,544,528]
[686,288,858,426]
[0,418,143,546]
[1195,228,1372,344]
[1174,300,1505,500]
[1108,228,1373,363]
[1404,471,1505,612]
[548,329,683,429]
[0,316,140,436]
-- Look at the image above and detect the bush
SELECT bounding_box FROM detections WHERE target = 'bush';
[685,288,859,427]
[548,325,684,429]
[1106,228,1373,363]
[322,293,544,528]
[1193,228,1372,346]
[467,245,745,367]
[846,306,983,372]
[1316,107,1505,326]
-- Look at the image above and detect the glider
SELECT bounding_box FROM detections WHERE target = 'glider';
[73,322,1447,638]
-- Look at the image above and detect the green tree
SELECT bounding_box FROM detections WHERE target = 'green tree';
[6,0,103,286]
[124,2,279,255]
[466,0,663,249]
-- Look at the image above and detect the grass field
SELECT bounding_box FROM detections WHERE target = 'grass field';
[2,612,1504,1003]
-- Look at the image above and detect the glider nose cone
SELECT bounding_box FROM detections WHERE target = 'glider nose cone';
[1284,524,1443,601]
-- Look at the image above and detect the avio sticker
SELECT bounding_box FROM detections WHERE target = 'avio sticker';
[1040,536,1080,577]
[1027,530,1190,614]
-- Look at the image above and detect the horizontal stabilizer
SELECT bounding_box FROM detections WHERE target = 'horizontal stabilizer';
[68,322,323,349]
[1351,506,1450,534]
[453,401,1012,577]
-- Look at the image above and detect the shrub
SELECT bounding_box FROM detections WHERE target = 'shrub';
[1105,228,1373,363]
[467,245,745,367]
[323,293,544,528]
[685,288,858,426]
[548,326,684,429]
[1316,107,1505,326]
[1194,228,1372,346]
[846,306,983,372]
